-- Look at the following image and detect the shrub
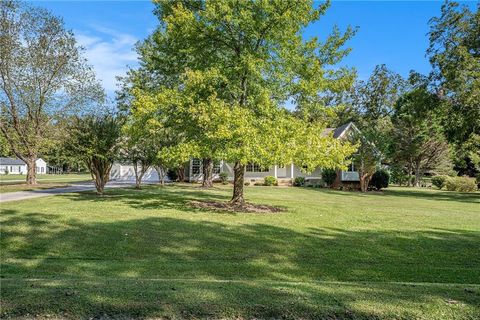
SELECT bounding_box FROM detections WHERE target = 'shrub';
[293,176,305,187]
[244,182,250,186]
[254,182,263,186]
[263,176,277,186]
[370,169,390,190]
[322,168,337,187]
[431,175,447,190]
[219,172,228,185]
[445,176,477,192]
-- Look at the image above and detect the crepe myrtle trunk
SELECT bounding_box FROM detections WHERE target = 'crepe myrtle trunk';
[202,158,214,188]
[230,161,245,204]
[26,156,37,185]
[154,165,166,186]
[359,172,373,193]
[133,162,145,190]
[88,158,112,195]
[176,166,185,182]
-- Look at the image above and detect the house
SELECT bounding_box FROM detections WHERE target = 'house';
[0,157,47,175]
[111,122,366,187]
[185,122,363,187]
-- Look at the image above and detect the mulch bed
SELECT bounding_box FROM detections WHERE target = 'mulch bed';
[190,200,284,213]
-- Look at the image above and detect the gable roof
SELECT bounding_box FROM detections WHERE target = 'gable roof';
[0,157,26,165]
[322,122,357,139]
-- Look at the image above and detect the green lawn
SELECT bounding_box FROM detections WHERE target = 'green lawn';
[0,174,92,193]
[1,185,479,319]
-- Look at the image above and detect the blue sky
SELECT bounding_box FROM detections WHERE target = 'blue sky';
[31,1,477,97]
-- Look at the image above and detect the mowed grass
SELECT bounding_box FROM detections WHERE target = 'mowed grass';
[0,174,92,193]
[1,185,479,319]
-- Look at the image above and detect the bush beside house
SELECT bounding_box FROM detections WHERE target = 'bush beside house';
[293,176,305,187]
[219,172,229,185]
[263,176,277,186]
[322,169,337,187]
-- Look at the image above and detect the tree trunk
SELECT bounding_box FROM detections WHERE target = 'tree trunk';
[26,157,37,185]
[177,166,185,182]
[90,158,112,195]
[414,162,421,187]
[360,174,366,192]
[155,165,166,186]
[94,171,106,195]
[133,162,148,190]
[202,158,214,188]
[230,161,245,204]
[359,173,372,193]
[407,160,413,187]
[133,162,142,189]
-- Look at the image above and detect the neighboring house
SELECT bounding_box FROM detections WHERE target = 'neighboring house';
[0,157,47,175]
[111,122,367,187]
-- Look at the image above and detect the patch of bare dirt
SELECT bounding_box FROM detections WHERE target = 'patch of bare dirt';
[190,200,284,213]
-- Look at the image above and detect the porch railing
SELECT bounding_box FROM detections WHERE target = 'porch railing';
[341,171,360,181]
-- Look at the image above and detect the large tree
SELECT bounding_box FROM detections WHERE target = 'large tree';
[0,1,103,184]
[391,73,451,186]
[427,1,479,174]
[136,0,357,204]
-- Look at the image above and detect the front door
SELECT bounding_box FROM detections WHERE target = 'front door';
[277,165,287,178]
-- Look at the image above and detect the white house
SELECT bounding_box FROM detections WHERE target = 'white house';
[184,122,362,186]
[0,157,47,175]
[111,122,364,187]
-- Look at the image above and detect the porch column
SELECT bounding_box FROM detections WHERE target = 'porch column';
[290,163,294,179]
[273,165,277,178]
[189,159,192,182]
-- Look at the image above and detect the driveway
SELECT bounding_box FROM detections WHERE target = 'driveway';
[0,181,142,203]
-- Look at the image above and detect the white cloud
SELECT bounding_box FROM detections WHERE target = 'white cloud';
[75,26,139,95]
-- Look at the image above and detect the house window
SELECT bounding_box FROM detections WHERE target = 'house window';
[192,158,201,175]
[18,166,21,172]
[245,163,269,173]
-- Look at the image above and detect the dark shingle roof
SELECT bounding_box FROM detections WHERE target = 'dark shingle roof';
[0,157,26,165]
[332,122,352,139]
[322,122,354,139]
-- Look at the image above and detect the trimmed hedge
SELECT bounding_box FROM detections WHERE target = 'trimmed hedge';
[370,169,390,190]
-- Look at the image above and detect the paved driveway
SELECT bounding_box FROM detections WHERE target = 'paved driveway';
[0,182,140,203]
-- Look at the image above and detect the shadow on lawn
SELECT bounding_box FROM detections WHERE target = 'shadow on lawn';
[383,188,480,204]
[305,185,480,204]
[67,184,231,211]
[1,200,480,318]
